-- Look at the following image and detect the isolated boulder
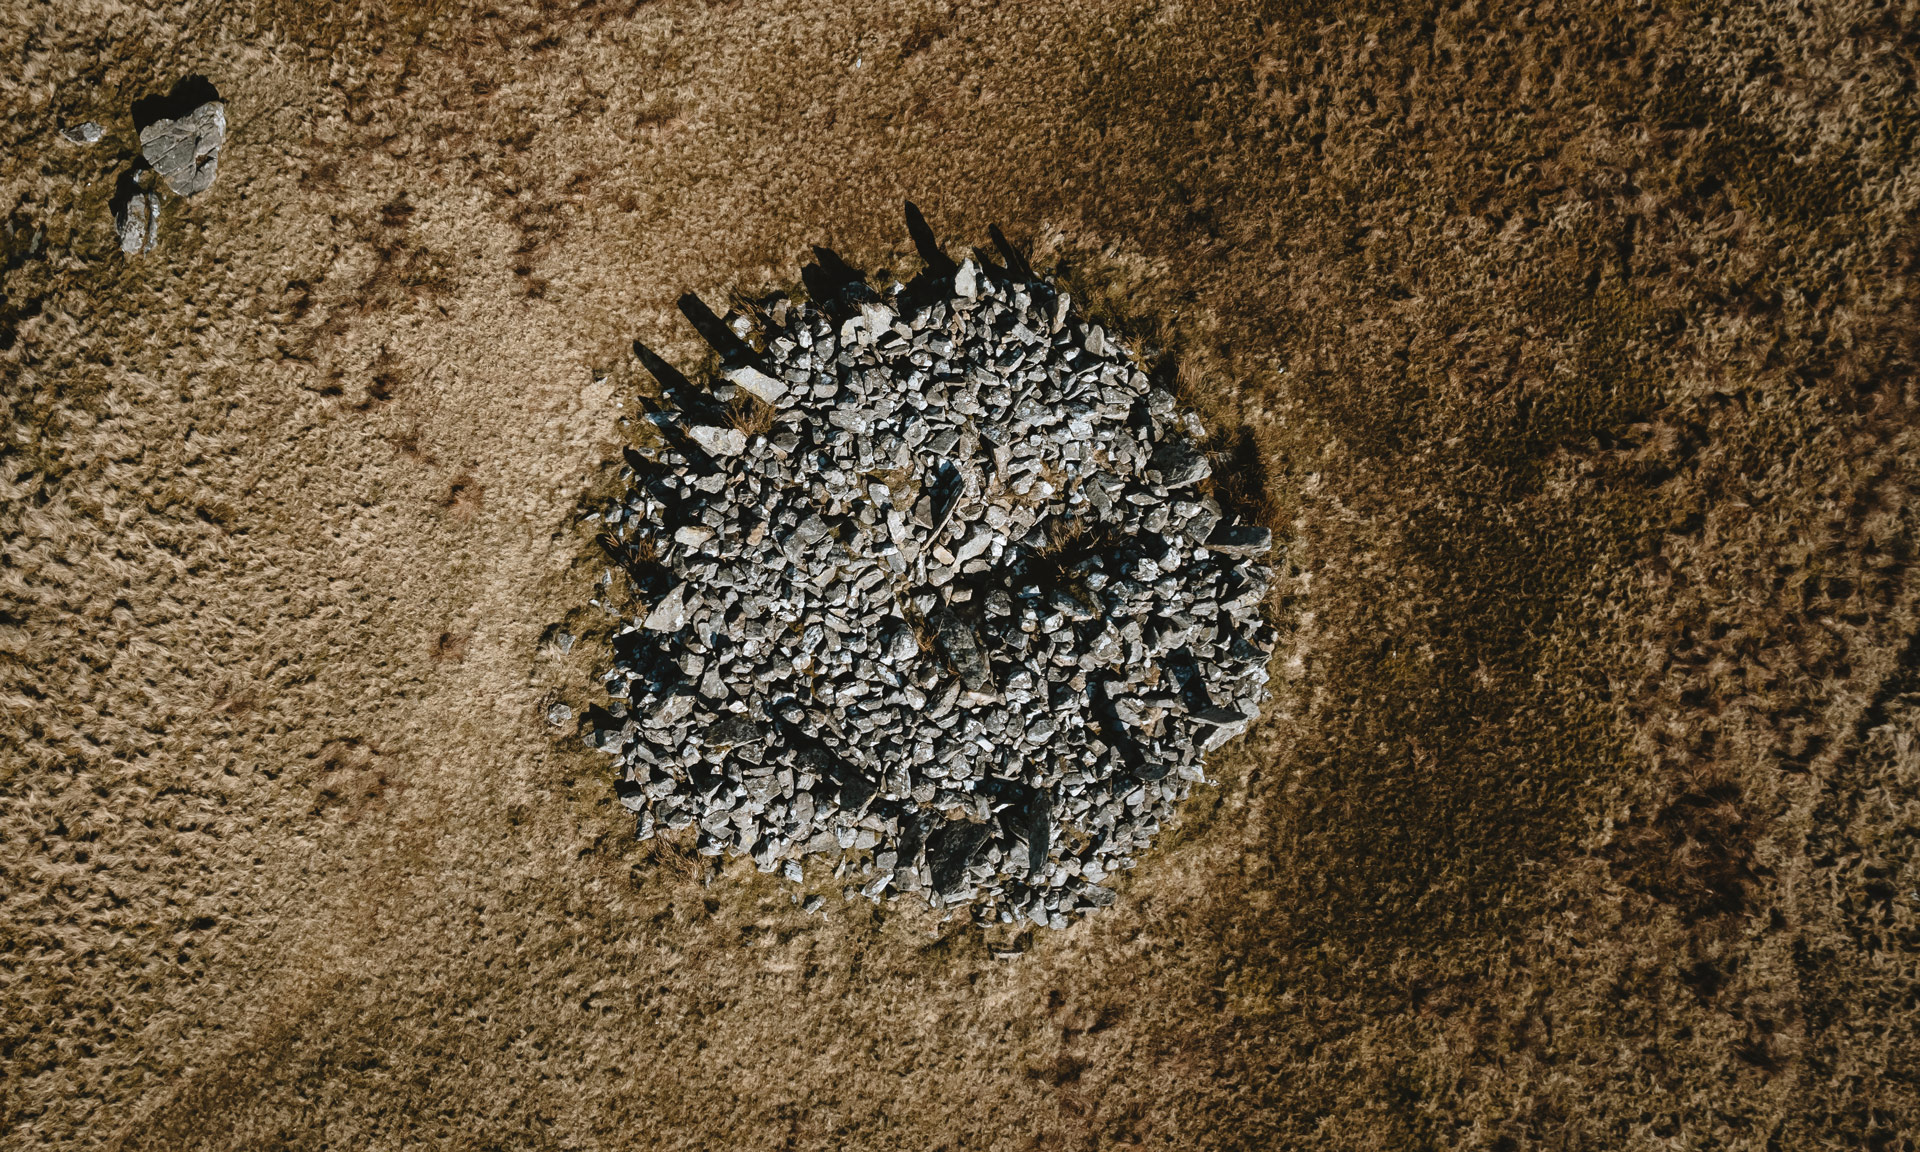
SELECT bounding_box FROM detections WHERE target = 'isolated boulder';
[139,101,225,197]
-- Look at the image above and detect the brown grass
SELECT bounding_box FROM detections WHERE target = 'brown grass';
[2,0,1917,1149]
[727,394,778,438]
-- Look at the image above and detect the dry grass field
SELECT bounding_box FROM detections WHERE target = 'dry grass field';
[3,0,1917,1147]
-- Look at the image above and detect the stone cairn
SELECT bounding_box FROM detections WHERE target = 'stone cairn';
[589,208,1276,927]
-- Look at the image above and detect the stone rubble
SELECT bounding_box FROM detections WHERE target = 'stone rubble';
[590,208,1277,927]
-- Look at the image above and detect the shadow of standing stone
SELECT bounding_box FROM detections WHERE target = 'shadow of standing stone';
[130,75,221,132]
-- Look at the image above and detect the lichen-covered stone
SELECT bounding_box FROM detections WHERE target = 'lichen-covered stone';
[138,101,225,197]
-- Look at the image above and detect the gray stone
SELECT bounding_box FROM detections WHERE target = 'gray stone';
[60,121,103,145]
[687,425,747,457]
[114,184,160,255]
[653,691,696,726]
[139,101,225,196]
[1206,523,1273,557]
[705,714,761,749]
[929,607,988,691]
[643,583,691,632]
[1149,439,1211,488]
[723,364,788,405]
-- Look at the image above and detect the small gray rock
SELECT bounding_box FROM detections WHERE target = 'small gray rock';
[114,185,160,255]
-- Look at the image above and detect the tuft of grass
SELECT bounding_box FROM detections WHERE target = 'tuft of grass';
[631,827,708,886]
[624,533,658,565]
[728,395,778,438]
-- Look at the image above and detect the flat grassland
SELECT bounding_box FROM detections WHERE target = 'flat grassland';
[2,0,1916,1147]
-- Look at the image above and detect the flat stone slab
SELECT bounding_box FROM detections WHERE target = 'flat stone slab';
[139,101,225,197]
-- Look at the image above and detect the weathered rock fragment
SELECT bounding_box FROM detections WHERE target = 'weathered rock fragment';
[139,101,225,196]
[111,169,160,255]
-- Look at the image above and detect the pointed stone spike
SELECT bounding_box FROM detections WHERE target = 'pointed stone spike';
[623,445,669,481]
[970,248,1006,283]
[597,533,656,588]
[632,341,730,426]
[801,246,869,313]
[633,396,723,474]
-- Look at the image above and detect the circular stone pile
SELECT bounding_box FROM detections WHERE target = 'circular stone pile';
[591,228,1276,926]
